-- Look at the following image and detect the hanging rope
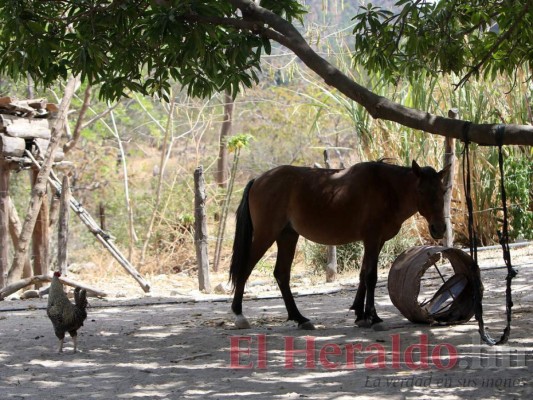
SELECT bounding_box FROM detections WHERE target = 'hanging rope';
[461,123,516,345]
[495,125,517,345]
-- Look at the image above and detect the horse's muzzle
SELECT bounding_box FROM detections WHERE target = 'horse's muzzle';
[429,223,446,240]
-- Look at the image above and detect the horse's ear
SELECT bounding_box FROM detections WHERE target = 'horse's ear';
[411,160,422,177]
[438,164,451,181]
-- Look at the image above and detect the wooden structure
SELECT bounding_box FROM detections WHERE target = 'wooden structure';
[0,97,61,289]
[0,96,150,297]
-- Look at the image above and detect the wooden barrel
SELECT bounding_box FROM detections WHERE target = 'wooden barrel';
[388,246,481,324]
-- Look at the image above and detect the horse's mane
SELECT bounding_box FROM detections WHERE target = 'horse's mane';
[374,158,397,165]
[365,158,412,175]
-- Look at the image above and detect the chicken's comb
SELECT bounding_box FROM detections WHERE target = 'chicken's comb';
[53,271,62,277]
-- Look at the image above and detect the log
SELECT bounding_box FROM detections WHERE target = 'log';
[0,97,14,106]
[0,114,51,138]
[34,138,65,162]
[20,99,47,110]
[46,103,59,113]
[0,273,107,300]
[1,103,36,117]
[0,134,26,157]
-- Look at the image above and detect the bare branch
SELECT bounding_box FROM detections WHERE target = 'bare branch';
[64,85,92,154]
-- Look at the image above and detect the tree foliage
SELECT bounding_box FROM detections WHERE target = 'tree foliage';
[0,0,532,144]
[353,0,533,87]
[0,0,303,100]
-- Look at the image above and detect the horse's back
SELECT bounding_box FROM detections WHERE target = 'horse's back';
[247,163,410,245]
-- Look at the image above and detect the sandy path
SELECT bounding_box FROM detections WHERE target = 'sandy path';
[1,246,532,399]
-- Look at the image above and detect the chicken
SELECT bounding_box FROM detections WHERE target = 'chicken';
[46,271,88,353]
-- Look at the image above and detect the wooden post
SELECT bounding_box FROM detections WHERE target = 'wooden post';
[323,150,337,282]
[194,166,211,293]
[58,176,70,275]
[99,202,106,231]
[0,160,9,288]
[443,109,458,247]
[30,169,50,288]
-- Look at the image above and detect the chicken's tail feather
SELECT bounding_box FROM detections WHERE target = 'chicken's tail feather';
[74,287,88,310]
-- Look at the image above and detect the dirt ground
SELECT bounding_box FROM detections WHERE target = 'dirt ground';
[1,244,532,399]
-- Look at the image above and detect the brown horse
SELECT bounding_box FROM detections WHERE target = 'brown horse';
[229,160,448,330]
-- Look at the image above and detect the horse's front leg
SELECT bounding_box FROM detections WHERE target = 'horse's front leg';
[355,240,384,327]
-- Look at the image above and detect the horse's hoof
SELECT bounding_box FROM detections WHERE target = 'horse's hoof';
[235,314,251,329]
[298,321,316,330]
[372,322,388,331]
[355,319,372,328]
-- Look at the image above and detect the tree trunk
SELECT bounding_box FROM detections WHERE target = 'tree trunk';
[30,169,50,288]
[216,90,234,188]
[443,109,458,247]
[194,166,211,293]
[7,197,32,279]
[57,175,70,275]
[323,150,337,282]
[6,75,78,285]
[0,160,8,288]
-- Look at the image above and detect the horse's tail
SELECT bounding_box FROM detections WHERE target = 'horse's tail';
[229,179,255,289]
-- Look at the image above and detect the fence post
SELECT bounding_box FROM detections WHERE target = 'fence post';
[323,150,337,282]
[194,166,211,293]
[443,109,458,247]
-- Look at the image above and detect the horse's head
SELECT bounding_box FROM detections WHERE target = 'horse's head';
[412,160,448,240]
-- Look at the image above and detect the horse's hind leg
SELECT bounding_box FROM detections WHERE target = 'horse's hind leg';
[232,235,275,329]
[274,226,314,330]
[350,268,367,324]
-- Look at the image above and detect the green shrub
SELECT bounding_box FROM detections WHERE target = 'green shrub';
[504,152,533,240]
[304,225,419,275]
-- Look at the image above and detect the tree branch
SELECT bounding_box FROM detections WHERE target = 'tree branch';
[220,0,533,146]
[64,85,92,154]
